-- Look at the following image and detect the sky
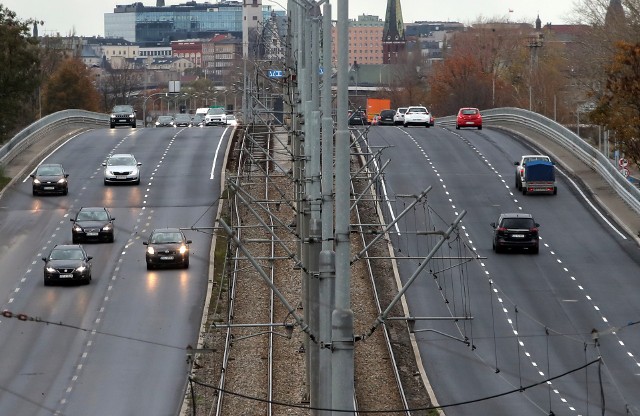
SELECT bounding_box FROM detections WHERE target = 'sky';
[1,0,576,37]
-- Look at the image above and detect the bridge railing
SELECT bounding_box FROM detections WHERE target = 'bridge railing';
[438,107,640,215]
[0,110,109,171]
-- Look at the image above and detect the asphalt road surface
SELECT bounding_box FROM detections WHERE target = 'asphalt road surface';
[365,124,640,416]
[0,124,231,416]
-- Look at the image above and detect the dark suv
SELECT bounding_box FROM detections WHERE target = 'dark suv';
[110,105,137,128]
[491,213,540,254]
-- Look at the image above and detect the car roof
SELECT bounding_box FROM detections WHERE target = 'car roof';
[499,213,534,219]
[79,206,108,212]
[52,244,84,250]
[39,163,63,167]
[109,153,135,158]
[521,154,550,159]
[151,227,182,233]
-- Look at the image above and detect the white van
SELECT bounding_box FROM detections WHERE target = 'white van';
[195,108,209,117]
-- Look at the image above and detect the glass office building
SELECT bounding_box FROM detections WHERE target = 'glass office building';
[105,2,285,43]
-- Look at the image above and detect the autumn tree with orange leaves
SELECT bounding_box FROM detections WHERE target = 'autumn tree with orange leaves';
[41,58,101,114]
[590,41,640,165]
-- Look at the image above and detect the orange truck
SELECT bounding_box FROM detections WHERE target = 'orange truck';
[366,98,391,123]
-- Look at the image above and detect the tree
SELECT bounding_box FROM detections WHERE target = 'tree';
[0,6,41,142]
[590,41,640,165]
[41,58,101,114]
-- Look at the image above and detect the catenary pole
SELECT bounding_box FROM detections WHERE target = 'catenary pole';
[332,0,355,413]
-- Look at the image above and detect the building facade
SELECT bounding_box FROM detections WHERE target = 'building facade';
[332,14,384,66]
[104,1,285,43]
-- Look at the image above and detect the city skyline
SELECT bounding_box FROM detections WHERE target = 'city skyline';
[1,0,574,38]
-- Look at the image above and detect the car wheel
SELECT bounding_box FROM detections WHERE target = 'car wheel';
[44,278,51,286]
[72,236,79,244]
[455,125,460,130]
[131,123,137,128]
[403,123,408,128]
[84,275,91,285]
[110,124,115,129]
[515,178,519,189]
[32,189,38,196]
[146,263,153,270]
[63,188,68,196]
[532,246,539,254]
[494,243,502,253]
[108,234,114,243]
[135,178,140,185]
[478,125,482,130]
[553,187,557,195]
[425,124,430,128]
[522,188,527,195]
[183,258,190,269]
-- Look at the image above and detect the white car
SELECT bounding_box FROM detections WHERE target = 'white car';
[205,108,227,125]
[226,115,238,126]
[403,106,432,128]
[102,153,141,185]
[393,107,407,125]
[514,154,551,190]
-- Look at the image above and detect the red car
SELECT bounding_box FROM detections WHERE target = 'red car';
[456,107,482,130]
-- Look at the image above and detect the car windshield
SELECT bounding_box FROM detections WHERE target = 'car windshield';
[409,108,427,114]
[50,248,84,260]
[381,110,395,117]
[77,210,108,221]
[462,109,478,115]
[158,116,173,122]
[524,156,550,164]
[37,165,63,176]
[501,218,535,229]
[175,115,190,120]
[108,156,135,166]
[113,105,133,113]
[151,232,183,244]
[207,108,225,115]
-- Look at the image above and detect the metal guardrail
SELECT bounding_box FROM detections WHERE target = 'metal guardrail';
[439,107,640,215]
[0,109,109,170]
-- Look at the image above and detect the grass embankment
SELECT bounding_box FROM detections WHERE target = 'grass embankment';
[0,166,10,190]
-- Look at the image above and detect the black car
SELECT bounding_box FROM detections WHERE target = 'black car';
[42,244,92,286]
[377,109,396,126]
[30,163,68,196]
[110,105,137,128]
[143,228,192,269]
[348,110,368,126]
[173,113,192,127]
[70,207,115,243]
[491,213,540,254]
[155,115,174,127]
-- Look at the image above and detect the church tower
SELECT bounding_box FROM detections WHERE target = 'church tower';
[382,0,406,64]
[605,0,625,27]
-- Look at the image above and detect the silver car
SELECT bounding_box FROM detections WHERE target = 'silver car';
[102,153,141,185]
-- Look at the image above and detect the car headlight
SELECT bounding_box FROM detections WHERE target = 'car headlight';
[102,224,112,231]
[46,266,56,273]
[147,247,155,255]
[76,266,86,273]
[110,114,116,118]
[73,225,83,232]
[179,245,188,254]
[57,178,67,184]
[33,178,41,184]
[105,169,113,176]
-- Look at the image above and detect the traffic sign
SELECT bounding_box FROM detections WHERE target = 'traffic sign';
[619,158,628,167]
[268,70,284,78]
[622,167,630,177]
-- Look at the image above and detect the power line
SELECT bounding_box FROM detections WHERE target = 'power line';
[188,357,602,414]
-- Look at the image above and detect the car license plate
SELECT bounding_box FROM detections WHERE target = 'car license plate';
[466,121,474,124]
[160,256,174,260]
[87,232,99,236]
[512,234,525,238]
[59,274,73,278]
[44,186,55,190]
[116,175,127,179]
